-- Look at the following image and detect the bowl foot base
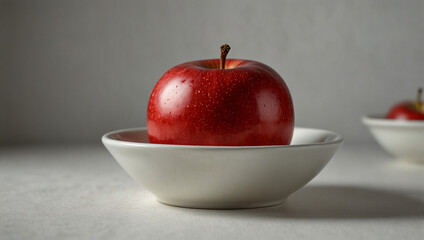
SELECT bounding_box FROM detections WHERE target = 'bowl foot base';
[156,198,287,209]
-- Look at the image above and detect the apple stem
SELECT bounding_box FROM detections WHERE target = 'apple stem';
[220,44,231,69]
[417,87,423,112]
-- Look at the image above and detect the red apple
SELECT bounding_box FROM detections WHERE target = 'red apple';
[387,88,424,120]
[147,44,294,146]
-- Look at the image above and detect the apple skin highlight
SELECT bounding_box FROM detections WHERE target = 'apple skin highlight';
[147,58,294,146]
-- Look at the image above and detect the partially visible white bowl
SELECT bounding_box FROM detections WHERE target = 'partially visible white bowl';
[362,115,424,164]
[102,127,343,209]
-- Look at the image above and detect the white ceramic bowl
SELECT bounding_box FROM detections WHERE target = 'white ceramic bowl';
[102,127,343,209]
[362,115,424,164]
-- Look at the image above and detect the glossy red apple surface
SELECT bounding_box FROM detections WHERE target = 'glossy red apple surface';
[147,45,294,146]
[386,88,424,120]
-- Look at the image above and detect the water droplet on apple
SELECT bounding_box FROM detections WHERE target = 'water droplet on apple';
[256,90,280,122]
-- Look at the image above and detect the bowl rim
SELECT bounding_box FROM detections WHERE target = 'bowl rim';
[102,127,343,150]
[362,114,424,127]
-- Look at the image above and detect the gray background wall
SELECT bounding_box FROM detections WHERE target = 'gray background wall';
[1,0,423,145]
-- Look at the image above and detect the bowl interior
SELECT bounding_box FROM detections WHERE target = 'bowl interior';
[108,129,149,143]
[104,127,343,147]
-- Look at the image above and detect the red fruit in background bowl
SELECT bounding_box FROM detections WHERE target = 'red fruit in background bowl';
[147,44,294,146]
[387,88,424,120]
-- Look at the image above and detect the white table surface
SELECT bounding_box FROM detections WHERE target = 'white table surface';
[1,143,423,240]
